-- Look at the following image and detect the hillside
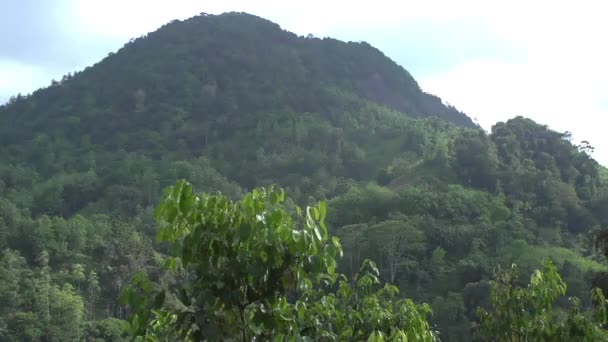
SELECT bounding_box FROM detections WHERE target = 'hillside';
[0,12,607,341]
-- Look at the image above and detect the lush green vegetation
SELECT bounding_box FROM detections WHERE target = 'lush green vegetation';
[121,181,436,341]
[1,12,608,341]
[119,182,608,341]
[477,260,608,341]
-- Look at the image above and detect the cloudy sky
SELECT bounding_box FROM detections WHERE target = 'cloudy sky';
[2,0,607,164]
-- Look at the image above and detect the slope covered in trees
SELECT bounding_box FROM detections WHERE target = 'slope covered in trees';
[0,12,607,341]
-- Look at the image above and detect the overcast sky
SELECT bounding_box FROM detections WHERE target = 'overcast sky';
[2,0,607,164]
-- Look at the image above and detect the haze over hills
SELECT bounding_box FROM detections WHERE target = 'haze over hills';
[0,12,607,341]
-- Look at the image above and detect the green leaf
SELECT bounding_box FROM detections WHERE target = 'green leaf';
[165,205,178,223]
[164,257,177,271]
[298,303,306,319]
[312,207,320,220]
[318,201,327,223]
[314,226,323,241]
[270,191,280,205]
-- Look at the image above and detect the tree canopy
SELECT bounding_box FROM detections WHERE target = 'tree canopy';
[121,181,436,341]
[0,12,607,341]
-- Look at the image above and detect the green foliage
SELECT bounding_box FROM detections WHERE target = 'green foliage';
[328,183,400,226]
[430,292,469,340]
[500,240,606,276]
[47,284,85,341]
[0,249,85,341]
[477,259,608,341]
[452,131,498,191]
[121,182,436,341]
[86,317,131,342]
[295,260,436,341]
[0,11,606,342]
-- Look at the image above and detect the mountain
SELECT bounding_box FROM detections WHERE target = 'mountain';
[1,13,475,140]
[0,12,607,341]
[0,12,477,215]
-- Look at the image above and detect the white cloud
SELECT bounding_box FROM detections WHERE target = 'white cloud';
[417,0,608,165]
[419,54,608,162]
[0,60,52,102]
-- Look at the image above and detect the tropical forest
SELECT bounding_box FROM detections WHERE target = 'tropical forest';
[1,12,608,341]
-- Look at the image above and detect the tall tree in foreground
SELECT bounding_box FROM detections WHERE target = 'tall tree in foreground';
[121,181,437,341]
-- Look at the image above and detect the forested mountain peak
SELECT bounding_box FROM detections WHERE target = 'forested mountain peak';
[0,11,479,206]
[0,12,474,145]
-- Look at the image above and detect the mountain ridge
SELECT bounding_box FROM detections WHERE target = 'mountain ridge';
[0,12,607,342]
[0,12,476,133]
